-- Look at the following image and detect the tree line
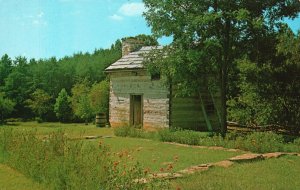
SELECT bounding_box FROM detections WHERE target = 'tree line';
[0,40,122,123]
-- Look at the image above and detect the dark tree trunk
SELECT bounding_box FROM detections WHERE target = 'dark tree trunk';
[220,16,231,136]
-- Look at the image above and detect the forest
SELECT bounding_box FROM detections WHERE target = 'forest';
[0,39,122,123]
[0,34,159,124]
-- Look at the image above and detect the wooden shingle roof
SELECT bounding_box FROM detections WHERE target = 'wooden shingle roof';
[105,46,163,72]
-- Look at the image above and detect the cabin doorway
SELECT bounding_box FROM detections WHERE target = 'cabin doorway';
[130,95,143,127]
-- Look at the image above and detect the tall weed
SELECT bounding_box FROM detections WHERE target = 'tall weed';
[0,128,169,190]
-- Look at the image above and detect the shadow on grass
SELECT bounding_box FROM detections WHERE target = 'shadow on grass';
[0,122,20,127]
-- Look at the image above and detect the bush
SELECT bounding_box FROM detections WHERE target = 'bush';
[114,125,157,139]
[293,138,300,146]
[240,132,284,153]
[114,125,300,154]
[158,129,211,145]
[117,126,300,153]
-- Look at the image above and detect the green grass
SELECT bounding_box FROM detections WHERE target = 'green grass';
[96,137,242,172]
[173,155,300,190]
[0,164,47,190]
[2,121,113,138]
[1,122,300,190]
[2,122,242,173]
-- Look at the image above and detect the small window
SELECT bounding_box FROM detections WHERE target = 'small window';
[151,73,160,80]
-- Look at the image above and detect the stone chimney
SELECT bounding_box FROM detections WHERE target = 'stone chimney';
[122,38,144,57]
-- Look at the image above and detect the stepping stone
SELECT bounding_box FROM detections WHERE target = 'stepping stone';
[84,136,101,139]
[150,172,182,179]
[165,142,190,147]
[161,162,174,166]
[208,146,226,150]
[135,172,183,184]
[229,153,264,162]
[102,136,113,138]
[178,164,210,175]
[285,152,299,156]
[263,152,285,159]
[227,149,240,152]
[172,173,184,178]
[133,178,148,184]
[212,160,234,168]
[178,169,196,175]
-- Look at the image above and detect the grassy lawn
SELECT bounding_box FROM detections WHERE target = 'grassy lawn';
[3,121,113,138]
[1,122,300,190]
[92,137,242,172]
[2,122,242,172]
[0,164,47,190]
[173,155,300,190]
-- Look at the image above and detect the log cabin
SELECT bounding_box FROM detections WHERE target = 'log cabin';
[105,39,221,131]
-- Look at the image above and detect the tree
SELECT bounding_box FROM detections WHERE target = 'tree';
[0,94,15,123]
[26,89,52,121]
[143,0,300,135]
[76,96,94,124]
[0,54,13,86]
[275,28,300,129]
[71,80,93,123]
[54,89,72,122]
[228,27,300,130]
[89,80,109,118]
[3,56,32,118]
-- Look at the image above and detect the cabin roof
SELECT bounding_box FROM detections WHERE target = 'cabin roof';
[105,46,163,72]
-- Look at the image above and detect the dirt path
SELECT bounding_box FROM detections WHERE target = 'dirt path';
[0,164,46,190]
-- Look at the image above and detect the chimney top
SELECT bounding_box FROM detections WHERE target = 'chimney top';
[122,38,144,57]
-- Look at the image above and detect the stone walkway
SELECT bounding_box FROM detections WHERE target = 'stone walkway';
[137,150,300,183]
[164,142,242,152]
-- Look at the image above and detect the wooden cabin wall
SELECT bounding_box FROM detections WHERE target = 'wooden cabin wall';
[109,70,169,129]
[170,85,221,131]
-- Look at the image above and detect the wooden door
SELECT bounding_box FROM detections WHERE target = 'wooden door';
[130,95,142,126]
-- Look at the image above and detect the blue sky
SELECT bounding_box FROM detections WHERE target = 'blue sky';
[0,0,299,60]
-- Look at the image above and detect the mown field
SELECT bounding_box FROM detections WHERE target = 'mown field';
[1,122,300,190]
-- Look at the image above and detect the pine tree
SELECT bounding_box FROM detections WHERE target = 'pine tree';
[54,89,72,122]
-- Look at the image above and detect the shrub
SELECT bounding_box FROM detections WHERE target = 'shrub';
[241,132,284,153]
[114,125,158,139]
[158,129,211,145]
[115,126,300,154]
[89,80,109,115]
[293,138,300,146]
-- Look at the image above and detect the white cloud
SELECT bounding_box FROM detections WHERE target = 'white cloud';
[109,14,123,21]
[26,11,47,27]
[118,2,145,16]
